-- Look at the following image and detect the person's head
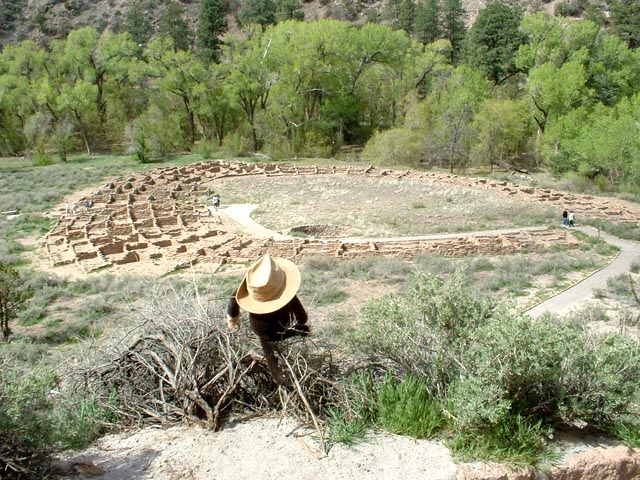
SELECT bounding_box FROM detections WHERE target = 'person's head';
[236,255,301,314]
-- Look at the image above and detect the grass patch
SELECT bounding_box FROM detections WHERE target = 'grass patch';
[448,415,554,467]
[377,375,444,439]
[585,218,640,242]
[311,284,349,307]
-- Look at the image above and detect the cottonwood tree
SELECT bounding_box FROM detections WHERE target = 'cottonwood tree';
[525,60,588,144]
[145,37,208,147]
[425,66,488,172]
[43,27,138,154]
[470,98,532,171]
[0,40,45,155]
[0,262,32,341]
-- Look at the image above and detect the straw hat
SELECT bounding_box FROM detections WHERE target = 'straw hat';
[236,255,301,314]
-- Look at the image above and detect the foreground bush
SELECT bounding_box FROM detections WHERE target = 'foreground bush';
[347,267,640,463]
[0,358,107,479]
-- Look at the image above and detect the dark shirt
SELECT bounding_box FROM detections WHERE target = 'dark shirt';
[227,293,308,342]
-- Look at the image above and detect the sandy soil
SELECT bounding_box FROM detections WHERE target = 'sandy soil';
[56,416,459,480]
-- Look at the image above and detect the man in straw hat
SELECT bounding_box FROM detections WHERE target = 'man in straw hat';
[227,254,310,385]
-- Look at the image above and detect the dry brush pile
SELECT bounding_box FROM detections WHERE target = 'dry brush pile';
[75,280,344,437]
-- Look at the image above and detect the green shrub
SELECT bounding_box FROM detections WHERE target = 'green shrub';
[449,414,552,466]
[0,360,107,476]
[451,315,640,432]
[361,128,425,167]
[349,268,640,463]
[349,267,496,394]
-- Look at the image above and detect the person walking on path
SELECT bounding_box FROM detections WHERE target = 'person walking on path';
[212,193,220,210]
[226,255,310,385]
[568,211,575,227]
[562,210,568,226]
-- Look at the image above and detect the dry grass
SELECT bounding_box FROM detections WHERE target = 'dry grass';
[212,174,557,237]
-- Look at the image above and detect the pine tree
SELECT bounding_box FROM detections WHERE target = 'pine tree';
[609,0,640,49]
[398,0,416,34]
[238,0,277,28]
[275,0,304,22]
[462,2,524,83]
[197,0,230,62]
[440,0,466,63]
[122,0,153,49]
[414,0,440,45]
[158,1,193,51]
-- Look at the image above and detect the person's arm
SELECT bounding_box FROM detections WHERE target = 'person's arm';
[226,290,241,331]
[290,295,308,325]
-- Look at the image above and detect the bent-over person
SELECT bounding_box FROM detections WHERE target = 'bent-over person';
[226,255,310,385]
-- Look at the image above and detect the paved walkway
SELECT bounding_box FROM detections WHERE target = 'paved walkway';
[220,205,640,319]
[525,226,640,318]
[217,204,290,240]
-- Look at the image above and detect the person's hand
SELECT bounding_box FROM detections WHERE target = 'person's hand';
[226,314,241,331]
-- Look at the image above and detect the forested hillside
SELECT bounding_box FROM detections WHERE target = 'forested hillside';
[1,0,640,192]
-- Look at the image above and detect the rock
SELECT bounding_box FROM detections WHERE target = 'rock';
[551,446,640,480]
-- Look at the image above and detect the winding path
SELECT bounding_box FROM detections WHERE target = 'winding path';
[221,204,640,319]
[526,226,640,318]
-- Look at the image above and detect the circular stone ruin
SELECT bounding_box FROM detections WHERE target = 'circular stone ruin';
[42,160,640,276]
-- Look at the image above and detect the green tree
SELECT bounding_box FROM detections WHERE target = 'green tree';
[45,27,138,154]
[440,0,466,64]
[414,0,440,45]
[197,0,230,62]
[525,60,588,143]
[426,66,488,172]
[383,0,415,33]
[470,98,532,170]
[157,1,193,51]
[0,40,45,155]
[122,0,154,52]
[462,2,525,84]
[145,37,208,146]
[609,0,640,49]
[238,0,277,28]
[543,97,640,189]
[275,0,304,22]
[193,63,242,146]
[0,261,32,341]
[398,0,416,34]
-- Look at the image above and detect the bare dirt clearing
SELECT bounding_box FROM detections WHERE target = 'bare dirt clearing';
[213,173,557,237]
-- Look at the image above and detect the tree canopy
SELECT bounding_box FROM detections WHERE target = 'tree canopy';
[1,9,640,192]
